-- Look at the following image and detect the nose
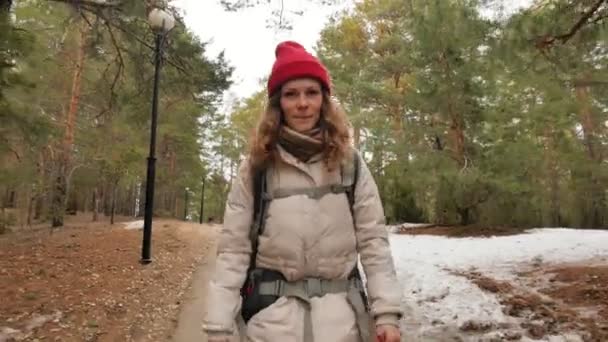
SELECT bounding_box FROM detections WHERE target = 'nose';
[296,93,308,108]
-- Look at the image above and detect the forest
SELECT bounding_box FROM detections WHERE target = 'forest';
[1,0,607,231]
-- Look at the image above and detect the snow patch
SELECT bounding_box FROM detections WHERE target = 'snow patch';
[123,220,144,230]
[389,228,608,340]
[0,311,62,342]
[387,222,433,233]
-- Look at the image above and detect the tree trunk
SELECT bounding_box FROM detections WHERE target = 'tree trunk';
[50,21,88,227]
[575,81,605,227]
[27,186,35,227]
[110,184,116,225]
[543,126,561,226]
[0,207,5,234]
[121,184,130,216]
[51,162,67,227]
[138,181,145,217]
[576,83,602,162]
[457,207,470,226]
[33,150,46,221]
[34,195,43,221]
[129,182,136,216]
[92,187,99,222]
[7,190,15,208]
[548,167,560,226]
[353,123,361,149]
[173,188,179,218]
[103,183,111,217]
[440,51,467,169]
[448,109,466,169]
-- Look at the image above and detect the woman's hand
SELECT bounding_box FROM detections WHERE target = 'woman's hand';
[375,324,401,342]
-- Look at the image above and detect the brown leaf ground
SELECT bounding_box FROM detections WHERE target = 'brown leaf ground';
[466,265,608,341]
[3,219,606,341]
[396,224,527,238]
[0,214,216,342]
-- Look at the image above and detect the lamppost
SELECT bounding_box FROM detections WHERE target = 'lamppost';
[141,8,175,265]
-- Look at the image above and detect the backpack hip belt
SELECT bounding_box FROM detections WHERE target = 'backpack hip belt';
[258,276,358,299]
[257,275,370,342]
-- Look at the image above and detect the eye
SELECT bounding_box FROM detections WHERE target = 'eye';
[282,90,297,98]
[306,89,320,96]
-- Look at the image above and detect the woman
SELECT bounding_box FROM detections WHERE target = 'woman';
[203,41,402,342]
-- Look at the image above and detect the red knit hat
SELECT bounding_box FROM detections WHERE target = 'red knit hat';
[267,41,331,96]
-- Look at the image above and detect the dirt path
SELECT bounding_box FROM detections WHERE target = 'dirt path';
[172,225,219,342]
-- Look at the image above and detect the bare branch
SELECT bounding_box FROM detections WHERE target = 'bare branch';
[106,20,189,75]
[97,19,125,117]
[49,0,198,77]
[79,10,94,28]
[554,0,606,44]
[573,79,608,87]
[591,12,608,24]
[4,138,22,162]
[47,0,123,9]
[536,0,607,48]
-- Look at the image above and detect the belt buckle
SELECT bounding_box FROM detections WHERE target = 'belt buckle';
[306,278,323,297]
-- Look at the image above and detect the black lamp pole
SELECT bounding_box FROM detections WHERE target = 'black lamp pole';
[141,32,164,264]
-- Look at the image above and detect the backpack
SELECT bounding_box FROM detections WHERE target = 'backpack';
[240,150,363,322]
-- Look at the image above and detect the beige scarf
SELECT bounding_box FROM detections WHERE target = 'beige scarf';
[278,125,324,162]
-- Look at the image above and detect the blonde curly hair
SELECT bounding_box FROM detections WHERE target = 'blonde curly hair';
[248,89,351,172]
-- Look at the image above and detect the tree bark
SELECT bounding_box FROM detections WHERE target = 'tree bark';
[448,110,466,169]
[457,207,470,226]
[575,82,602,162]
[92,187,99,222]
[27,185,35,226]
[439,50,467,169]
[542,126,561,226]
[575,80,605,227]
[51,162,67,227]
[50,21,88,227]
[138,181,145,217]
[110,183,116,225]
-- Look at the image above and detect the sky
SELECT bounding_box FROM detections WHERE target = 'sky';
[173,0,346,102]
[173,0,533,102]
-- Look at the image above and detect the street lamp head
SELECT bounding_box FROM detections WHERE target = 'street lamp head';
[148,8,175,32]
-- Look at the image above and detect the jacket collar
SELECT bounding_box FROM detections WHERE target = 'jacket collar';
[276,145,322,177]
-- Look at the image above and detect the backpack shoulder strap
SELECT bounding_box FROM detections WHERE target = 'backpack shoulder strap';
[344,149,361,210]
[248,166,268,270]
[342,148,361,219]
[252,167,266,225]
[343,149,366,285]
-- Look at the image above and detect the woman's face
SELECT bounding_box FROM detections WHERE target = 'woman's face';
[279,78,323,133]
